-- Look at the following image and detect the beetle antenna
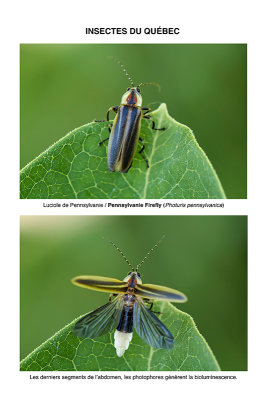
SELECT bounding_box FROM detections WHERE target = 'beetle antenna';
[136,235,165,271]
[138,82,161,92]
[111,57,135,87]
[103,237,134,271]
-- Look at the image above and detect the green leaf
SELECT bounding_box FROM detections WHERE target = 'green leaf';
[20,302,220,371]
[20,104,225,199]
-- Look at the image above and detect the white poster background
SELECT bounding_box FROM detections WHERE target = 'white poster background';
[1,0,266,399]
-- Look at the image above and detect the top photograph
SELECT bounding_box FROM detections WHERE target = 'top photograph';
[20,44,247,199]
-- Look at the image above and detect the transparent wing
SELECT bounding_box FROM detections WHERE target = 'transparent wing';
[133,298,174,349]
[73,295,124,338]
[135,283,187,302]
[72,275,128,294]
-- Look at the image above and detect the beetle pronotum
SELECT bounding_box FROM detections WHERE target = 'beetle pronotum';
[72,238,187,357]
[98,61,166,173]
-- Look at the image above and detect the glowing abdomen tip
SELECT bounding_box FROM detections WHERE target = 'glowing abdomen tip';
[114,330,133,357]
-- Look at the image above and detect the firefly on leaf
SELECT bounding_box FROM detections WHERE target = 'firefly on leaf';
[72,238,187,357]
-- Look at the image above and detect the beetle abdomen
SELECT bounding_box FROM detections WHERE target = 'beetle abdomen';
[117,306,133,333]
[107,106,142,173]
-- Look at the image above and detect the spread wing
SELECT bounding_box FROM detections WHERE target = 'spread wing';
[135,283,187,302]
[72,275,128,294]
[133,298,174,349]
[73,295,124,338]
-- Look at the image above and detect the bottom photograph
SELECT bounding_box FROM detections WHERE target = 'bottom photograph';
[20,215,247,371]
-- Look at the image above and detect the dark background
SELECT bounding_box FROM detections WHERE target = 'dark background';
[20,215,247,370]
[20,44,247,198]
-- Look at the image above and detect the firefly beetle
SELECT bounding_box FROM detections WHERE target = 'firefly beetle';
[72,238,187,357]
[97,62,166,173]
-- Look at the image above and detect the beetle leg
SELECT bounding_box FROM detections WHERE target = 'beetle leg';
[98,137,109,146]
[95,106,118,123]
[109,294,117,302]
[143,115,166,131]
[141,107,151,115]
[107,106,118,122]
[144,299,161,314]
[138,137,149,168]
[140,153,149,169]
[142,108,165,130]
[138,137,145,154]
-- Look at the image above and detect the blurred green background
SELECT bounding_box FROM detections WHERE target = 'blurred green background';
[20,215,247,370]
[20,44,247,198]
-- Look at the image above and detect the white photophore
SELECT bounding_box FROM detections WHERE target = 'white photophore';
[114,330,133,357]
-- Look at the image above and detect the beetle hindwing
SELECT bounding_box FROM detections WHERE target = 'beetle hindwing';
[133,297,174,349]
[73,295,124,338]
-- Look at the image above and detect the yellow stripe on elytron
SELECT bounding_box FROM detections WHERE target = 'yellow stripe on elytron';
[72,275,128,294]
[136,283,187,302]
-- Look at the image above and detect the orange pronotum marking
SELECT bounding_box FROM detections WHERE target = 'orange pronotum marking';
[126,93,137,104]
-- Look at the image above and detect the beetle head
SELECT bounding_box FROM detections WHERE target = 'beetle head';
[121,87,142,107]
[123,271,142,284]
